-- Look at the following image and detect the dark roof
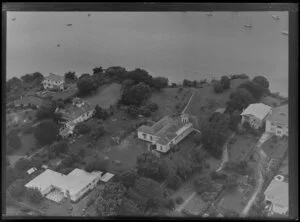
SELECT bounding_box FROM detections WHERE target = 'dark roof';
[266,104,288,126]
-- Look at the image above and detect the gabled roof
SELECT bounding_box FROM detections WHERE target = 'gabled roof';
[241,103,272,120]
[266,104,288,126]
[264,179,288,210]
[43,73,64,82]
[60,102,94,120]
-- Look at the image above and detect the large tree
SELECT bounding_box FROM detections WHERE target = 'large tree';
[64,71,77,82]
[126,68,153,86]
[95,181,127,216]
[120,198,140,216]
[7,179,27,199]
[121,82,152,106]
[94,105,109,120]
[252,76,269,89]
[93,66,104,75]
[26,188,43,204]
[77,75,99,95]
[227,88,256,113]
[35,101,57,120]
[34,120,59,146]
[85,159,109,173]
[152,77,169,90]
[136,152,161,181]
[48,140,69,157]
[238,80,268,100]
[6,129,21,152]
[214,82,224,93]
[220,76,230,89]
[104,66,127,81]
[120,170,138,188]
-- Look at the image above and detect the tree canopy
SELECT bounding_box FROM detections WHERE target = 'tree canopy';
[64,71,77,82]
[214,82,224,93]
[7,179,27,198]
[26,188,43,204]
[136,152,161,181]
[34,120,59,146]
[152,77,169,90]
[252,75,269,89]
[94,105,109,120]
[220,76,230,89]
[227,88,256,113]
[121,82,152,106]
[6,129,21,153]
[126,68,153,86]
[77,75,99,95]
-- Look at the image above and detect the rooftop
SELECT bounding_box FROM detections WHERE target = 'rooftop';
[266,104,288,126]
[264,179,288,210]
[60,102,94,120]
[25,168,113,196]
[43,73,64,82]
[138,114,193,145]
[215,108,226,114]
[241,103,272,120]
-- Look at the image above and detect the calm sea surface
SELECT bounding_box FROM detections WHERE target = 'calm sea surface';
[7,12,288,96]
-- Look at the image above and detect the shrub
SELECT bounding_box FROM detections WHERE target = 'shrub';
[178,88,183,93]
[214,82,224,93]
[26,188,43,204]
[87,197,95,207]
[165,199,175,210]
[147,103,159,112]
[175,197,183,205]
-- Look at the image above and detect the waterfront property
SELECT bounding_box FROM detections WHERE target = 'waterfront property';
[264,175,288,216]
[265,104,288,137]
[241,103,272,129]
[25,168,114,203]
[42,73,65,91]
[137,113,195,153]
[58,98,95,139]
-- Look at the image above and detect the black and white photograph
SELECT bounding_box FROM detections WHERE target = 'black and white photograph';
[3,3,296,219]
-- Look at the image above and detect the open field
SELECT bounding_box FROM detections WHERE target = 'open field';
[185,79,248,127]
[217,189,245,215]
[85,83,122,108]
[147,87,192,118]
[261,137,288,159]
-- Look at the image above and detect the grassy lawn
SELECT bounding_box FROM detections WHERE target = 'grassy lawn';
[185,79,248,127]
[14,95,45,107]
[147,87,192,118]
[217,189,245,215]
[50,86,78,101]
[278,155,288,178]
[261,137,288,159]
[84,83,122,108]
[7,109,37,127]
[228,134,257,162]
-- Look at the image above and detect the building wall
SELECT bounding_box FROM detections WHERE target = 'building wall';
[265,196,288,215]
[172,124,193,145]
[155,143,170,153]
[137,131,158,144]
[242,115,263,129]
[42,79,65,90]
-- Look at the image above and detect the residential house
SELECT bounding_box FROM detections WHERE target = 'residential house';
[25,168,114,203]
[137,113,195,153]
[264,175,288,216]
[265,104,288,137]
[214,107,226,114]
[42,73,65,91]
[58,98,95,138]
[241,103,272,129]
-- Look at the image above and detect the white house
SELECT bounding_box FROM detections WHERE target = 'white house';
[25,168,114,203]
[137,114,195,153]
[241,103,272,129]
[42,73,65,91]
[264,175,288,216]
[265,104,288,137]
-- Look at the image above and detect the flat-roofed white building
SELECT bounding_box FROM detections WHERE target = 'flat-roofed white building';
[24,168,114,203]
[265,104,288,137]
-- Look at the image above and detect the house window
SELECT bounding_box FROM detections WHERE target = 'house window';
[277,125,282,129]
[150,136,153,141]
[143,133,146,139]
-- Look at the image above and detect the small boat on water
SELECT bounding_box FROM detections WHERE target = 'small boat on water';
[281,31,288,36]
[88,13,91,17]
[244,17,253,29]
[66,24,72,27]
[57,44,60,47]
[12,18,16,21]
[272,15,280,20]
[205,12,213,16]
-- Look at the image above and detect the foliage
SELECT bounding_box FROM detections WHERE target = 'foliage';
[89,124,106,141]
[85,159,109,172]
[6,129,21,152]
[252,76,269,89]
[77,75,99,95]
[126,105,140,118]
[93,66,103,75]
[193,132,202,145]
[34,120,59,145]
[121,198,140,216]
[136,152,161,181]
[229,110,242,132]
[126,187,148,211]
[171,83,177,88]
[223,174,239,192]
[61,153,80,168]
[133,177,168,209]
[35,101,56,120]
[175,197,183,204]
[213,82,224,93]
[183,79,193,87]
[6,77,22,92]
[139,106,151,117]
[86,197,96,207]
[227,88,256,113]
[95,181,126,216]
[94,105,109,120]
[6,167,23,188]
[147,103,159,112]
[14,158,34,172]
[210,171,228,180]
[104,66,128,82]
[21,72,44,84]
[121,82,152,106]
[48,140,69,157]
[74,122,91,135]
[193,175,214,195]
[120,170,138,188]
[171,153,193,180]
[230,74,249,80]
[152,77,169,90]
[220,76,230,89]
[26,188,43,204]
[7,179,27,198]
[238,80,268,101]
[126,68,153,86]
[64,71,77,82]
[178,87,183,93]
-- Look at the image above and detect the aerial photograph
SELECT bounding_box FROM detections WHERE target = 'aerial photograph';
[4,9,289,218]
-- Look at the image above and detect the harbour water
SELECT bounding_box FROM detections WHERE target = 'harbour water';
[7,11,288,96]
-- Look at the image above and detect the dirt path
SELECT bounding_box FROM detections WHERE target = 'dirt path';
[175,192,196,212]
[216,133,236,172]
[240,132,272,217]
[181,89,196,114]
